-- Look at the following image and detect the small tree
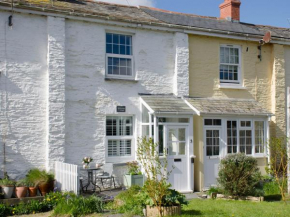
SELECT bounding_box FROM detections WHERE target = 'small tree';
[136,137,172,217]
[217,153,261,197]
[267,137,289,201]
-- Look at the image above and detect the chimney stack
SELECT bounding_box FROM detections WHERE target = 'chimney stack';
[219,0,241,22]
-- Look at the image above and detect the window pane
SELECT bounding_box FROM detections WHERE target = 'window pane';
[159,125,164,155]
[204,119,212,126]
[106,33,112,43]
[108,57,132,76]
[120,35,126,45]
[255,121,265,154]
[206,130,219,156]
[108,140,117,156]
[179,142,186,155]
[142,105,150,123]
[120,140,131,156]
[126,36,132,46]
[106,116,132,136]
[120,45,126,55]
[113,34,119,44]
[106,44,112,53]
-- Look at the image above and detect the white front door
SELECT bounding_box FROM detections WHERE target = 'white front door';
[166,126,190,192]
[204,128,221,189]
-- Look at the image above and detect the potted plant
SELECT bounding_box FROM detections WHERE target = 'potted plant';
[137,137,187,216]
[0,177,15,199]
[26,169,55,196]
[82,157,93,169]
[27,181,38,197]
[15,179,28,198]
[142,188,188,217]
[124,161,144,189]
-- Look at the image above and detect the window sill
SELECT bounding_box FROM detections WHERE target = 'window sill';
[105,77,138,82]
[218,83,246,90]
[253,155,267,159]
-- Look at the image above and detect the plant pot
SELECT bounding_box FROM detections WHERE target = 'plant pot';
[39,181,54,196]
[2,186,14,199]
[15,186,28,198]
[123,174,144,188]
[146,205,181,217]
[28,187,38,197]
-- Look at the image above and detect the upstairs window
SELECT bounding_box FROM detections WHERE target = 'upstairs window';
[220,45,241,84]
[106,33,133,79]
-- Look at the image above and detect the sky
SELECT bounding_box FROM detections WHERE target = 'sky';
[98,0,290,28]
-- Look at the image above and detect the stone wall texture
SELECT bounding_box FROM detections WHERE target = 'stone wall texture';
[0,12,177,181]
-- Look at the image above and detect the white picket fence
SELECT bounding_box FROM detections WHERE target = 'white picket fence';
[55,161,80,195]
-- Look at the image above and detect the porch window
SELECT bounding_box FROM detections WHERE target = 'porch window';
[220,45,241,84]
[106,33,133,79]
[106,116,134,159]
[255,121,265,154]
[227,121,237,154]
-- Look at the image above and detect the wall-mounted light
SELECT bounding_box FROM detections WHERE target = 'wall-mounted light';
[8,15,13,27]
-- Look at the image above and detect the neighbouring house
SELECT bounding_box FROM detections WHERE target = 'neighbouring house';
[0,0,290,192]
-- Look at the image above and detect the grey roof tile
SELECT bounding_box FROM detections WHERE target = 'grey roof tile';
[186,98,272,116]
[141,95,194,114]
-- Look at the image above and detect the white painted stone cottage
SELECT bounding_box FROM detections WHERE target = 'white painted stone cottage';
[0,0,194,191]
[1,0,290,192]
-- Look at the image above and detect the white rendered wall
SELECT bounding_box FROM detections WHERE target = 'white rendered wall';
[0,12,48,179]
[0,10,180,182]
[174,32,189,97]
[46,17,66,171]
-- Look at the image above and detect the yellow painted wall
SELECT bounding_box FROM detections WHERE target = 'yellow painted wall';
[188,35,273,112]
[189,35,287,191]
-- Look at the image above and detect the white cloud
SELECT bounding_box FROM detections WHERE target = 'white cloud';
[96,0,155,7]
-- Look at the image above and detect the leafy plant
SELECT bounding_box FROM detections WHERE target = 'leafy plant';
[127,161,142,175]
[108,185,144,216]
[136,137,173,216]
[217,153,261,197]
[0,204,11,217]
[15,178,28,187]
[26,168,54,186]
[52,195,104,216]
[207,186,222,196]
[266,137,289,201]
[0,177,15,186]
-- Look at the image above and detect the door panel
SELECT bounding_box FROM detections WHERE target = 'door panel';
[166,126,188,192]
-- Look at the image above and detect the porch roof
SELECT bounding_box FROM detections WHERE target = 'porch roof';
[140,95,195,114]
[185,98,273,116]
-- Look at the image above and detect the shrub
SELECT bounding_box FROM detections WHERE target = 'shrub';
[217,153,262,197]
[0,204,11,217]
[163,189,188,206]
[127,161,142,175]
[0,177,15,186]
[109,185,144,216]
[52,195,103,216]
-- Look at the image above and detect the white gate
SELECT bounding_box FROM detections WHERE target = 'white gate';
[55,162,80,195]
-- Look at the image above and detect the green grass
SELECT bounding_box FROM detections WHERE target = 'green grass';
[180,199,290,217]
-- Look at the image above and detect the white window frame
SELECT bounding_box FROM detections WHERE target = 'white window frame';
[105,115,135,163]
[219,44,242,85]
[105,32,134,80]
[203,117,268,158]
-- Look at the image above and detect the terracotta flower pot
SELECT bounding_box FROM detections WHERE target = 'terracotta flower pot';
[39,181,54,196]
[28,187,38,197]
[15,186,28,198]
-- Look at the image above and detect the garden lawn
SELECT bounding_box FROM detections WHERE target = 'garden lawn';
[181,199,290,217]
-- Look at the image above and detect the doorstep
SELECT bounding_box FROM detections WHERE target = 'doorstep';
[0,196,44,206]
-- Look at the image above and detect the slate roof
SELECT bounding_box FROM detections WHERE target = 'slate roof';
[186,98,273,116]
[141,95,194,114]
[0,0,290,40]
[140,7,290,39]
